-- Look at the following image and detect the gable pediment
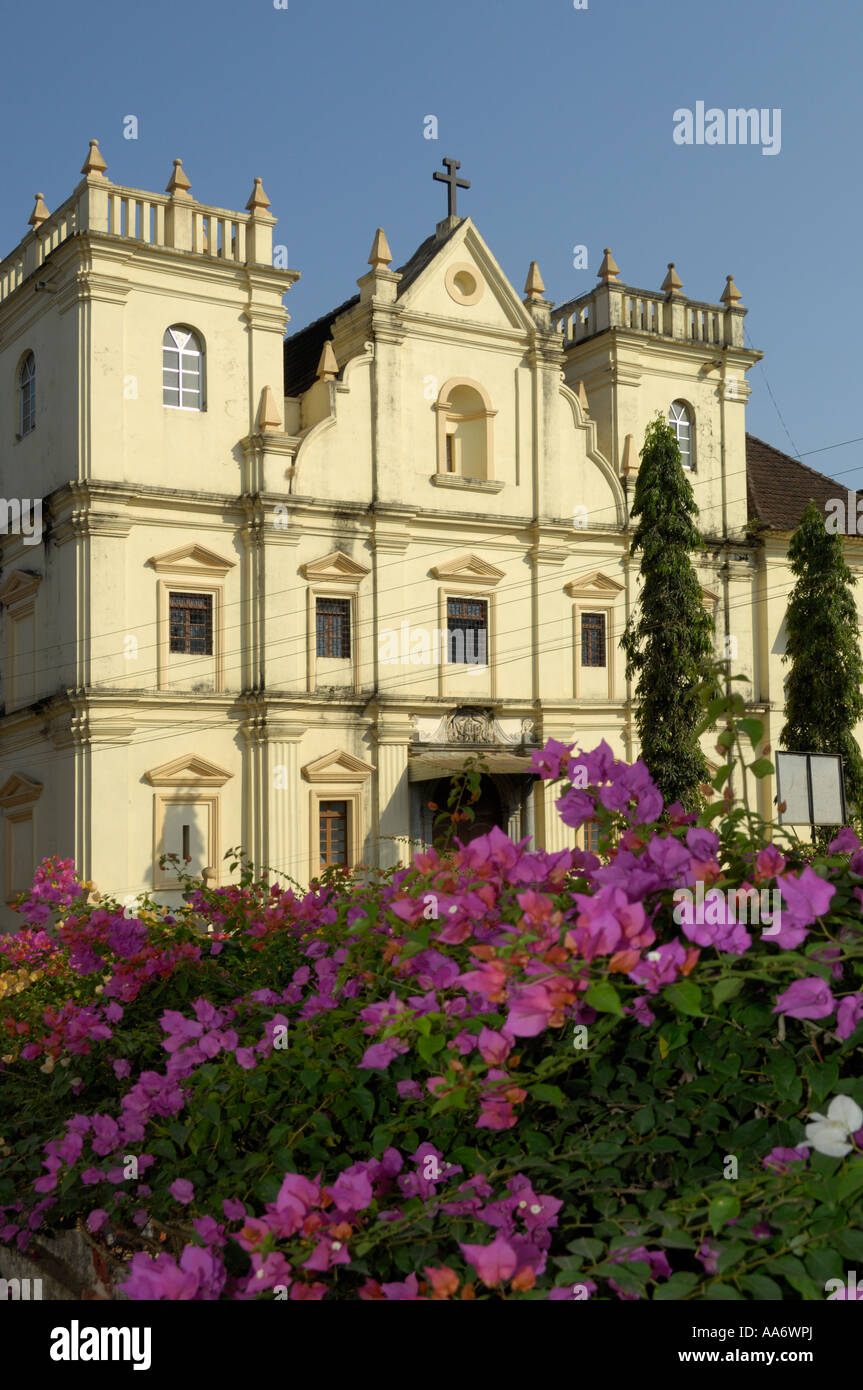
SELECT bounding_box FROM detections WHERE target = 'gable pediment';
[564,571,624,600]
[701,586,721,607]
[0,773,42,807]
[0,570,41,607]
[302,749,376,783]
[145,754,233,787]
[397,219,536,333]
[300,550,370,584]
[430,553,505,586]
[149,544,236,577]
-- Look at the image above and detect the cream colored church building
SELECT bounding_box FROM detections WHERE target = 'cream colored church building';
[0,142,860,923]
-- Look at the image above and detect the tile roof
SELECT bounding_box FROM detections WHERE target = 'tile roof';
[283,223,462,398]
[745,433,857,532]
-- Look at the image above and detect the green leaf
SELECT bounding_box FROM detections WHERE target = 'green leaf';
[738,717,764,748]
[740,1273,784,1300]
[584,981,623,1017]
[707,1283,745,1300]
[566,1238,604,1259]
[748,757,774,779]
[711,977,743,1009]
[653,1272,700,1299]
[708,1191,740,1236]
[665,981,704,1017]
[353,1088,375,1123]
[765,1256,820,1300]
[417,1033,446,1064]
[837,1158,863,1204]
[529,1084,565,1107]
[632,1106,655,1135]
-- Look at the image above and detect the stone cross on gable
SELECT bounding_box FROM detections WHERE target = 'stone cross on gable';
[433,157,470,219]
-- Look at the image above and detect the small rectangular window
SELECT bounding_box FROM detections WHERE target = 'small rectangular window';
[445,433,455,472]
[581,612,606,668]
[583,821,601,854]
[316,597,351,659]
[447,597,488,665]
[169,592,213,655]
[319,800,348,868]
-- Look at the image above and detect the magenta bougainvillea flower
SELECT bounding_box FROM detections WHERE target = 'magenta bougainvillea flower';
[772,977,836,1021]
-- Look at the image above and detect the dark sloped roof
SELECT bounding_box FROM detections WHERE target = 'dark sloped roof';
[746,433,857,532]
[283,223,462,398]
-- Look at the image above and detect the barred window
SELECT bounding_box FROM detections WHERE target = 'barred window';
[581,612,606,668]
[316,597,351,659]
[163,327,204,410]
[169,592,213,655]
[583,821,601,854]
[447,597,488,665]
[669,400,694,470]
[319,800,348,868]
[19,353,35,436]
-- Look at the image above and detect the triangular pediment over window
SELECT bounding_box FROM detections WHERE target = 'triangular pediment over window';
[148,544,236,577]
[302,749,376,783]
[701,586,721,608]
[564,571,624,599]
[300,550,370,583]
[0,772,42,807]
[430,553,505,586]
[145,754,233,787]
[0,570,41,606]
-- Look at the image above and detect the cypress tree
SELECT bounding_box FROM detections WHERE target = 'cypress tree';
[780,498,863,818]
[621,414,715,809]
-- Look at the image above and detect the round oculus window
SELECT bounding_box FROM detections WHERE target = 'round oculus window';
[445,263,484,306]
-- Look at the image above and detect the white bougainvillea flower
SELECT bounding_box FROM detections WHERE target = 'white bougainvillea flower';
[804,1095,863,1158]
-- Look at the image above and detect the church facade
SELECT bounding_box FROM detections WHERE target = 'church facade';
[0,143,860,923]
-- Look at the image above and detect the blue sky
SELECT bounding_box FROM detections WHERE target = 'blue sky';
[3,0,861,485]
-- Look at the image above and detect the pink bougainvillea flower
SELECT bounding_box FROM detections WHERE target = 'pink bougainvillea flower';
[762,1145,810,1173]
[529,739,574,781]
[836,993,863,1041]
[777,866,835,930]
[422,1265,460,1299]
[696,1240,720,1275]
[86,1209,109,1233]
[504,983,556,1037]
[773,977,836,1021]
[169,1178,194,1205]
[477,1026,513,1065]
[829,827,861,854]
[358,1038,409,1070]
[380,1272,421,1300]
[460,1232,519,1287]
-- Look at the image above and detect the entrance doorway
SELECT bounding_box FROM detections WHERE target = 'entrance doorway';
[427,773,503,846]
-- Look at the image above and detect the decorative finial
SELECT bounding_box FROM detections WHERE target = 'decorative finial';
[661,262,683,294]
[523,261,546,301]
[622,433,639,475]
[257,386,282,433]
[720,274,743,308]
[28,193,50,229]
[166,158,192,197]
[81,139,108,179]
[316,341,339,382]
[246,177,271,213]
[368,227,393,270]
[597,248,620,283]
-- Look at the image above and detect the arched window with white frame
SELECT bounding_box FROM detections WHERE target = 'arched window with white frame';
[668,400,694,470]
[163,327,204,411]
[18,353,36,436]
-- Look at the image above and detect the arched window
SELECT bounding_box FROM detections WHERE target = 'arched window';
[435,379,496,480]
[163,327,204,411]
[669,400,694,470]
[18,353,36,436]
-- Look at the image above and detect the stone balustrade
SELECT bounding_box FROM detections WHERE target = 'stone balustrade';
[0,142,276,309]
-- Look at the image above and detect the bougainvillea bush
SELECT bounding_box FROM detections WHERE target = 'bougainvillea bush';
[2,693,863,1301]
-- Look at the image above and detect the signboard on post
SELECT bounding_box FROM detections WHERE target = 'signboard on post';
[775,751,847,831]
